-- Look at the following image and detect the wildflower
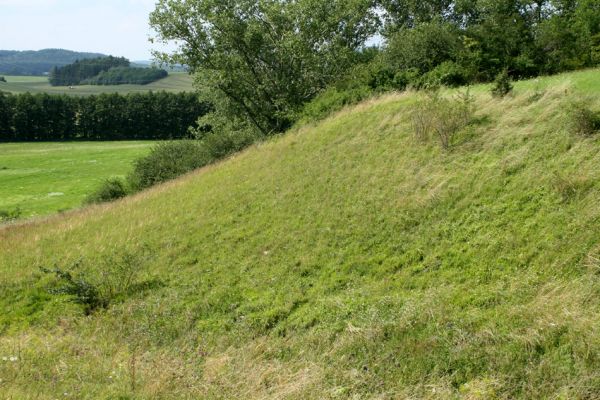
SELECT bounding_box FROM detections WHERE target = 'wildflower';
[9,356,18,362]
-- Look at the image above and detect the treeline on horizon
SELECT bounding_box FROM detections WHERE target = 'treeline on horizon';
[49,56,168,86]
[0,91,209,141]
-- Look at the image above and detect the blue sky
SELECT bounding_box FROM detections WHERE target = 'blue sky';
[0,0,171,60]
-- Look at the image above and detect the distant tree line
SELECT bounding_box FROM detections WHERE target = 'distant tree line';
[49,56,130,86]
[0,49,106,76]
[0,91,209,141]
[83,67,168,85]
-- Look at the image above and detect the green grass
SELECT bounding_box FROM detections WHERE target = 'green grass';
[1,70,600,399]
[0,142,154,217]
[0,72,193,96]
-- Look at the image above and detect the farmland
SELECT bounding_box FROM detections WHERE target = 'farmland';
[0,141,154,217]
[0,72,193,95]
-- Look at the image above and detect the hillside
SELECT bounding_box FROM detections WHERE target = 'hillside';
[0,72,193,96]
[1,70,600,399]
[0,49,106,76]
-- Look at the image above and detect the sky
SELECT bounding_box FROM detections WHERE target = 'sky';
[0,0,172,60]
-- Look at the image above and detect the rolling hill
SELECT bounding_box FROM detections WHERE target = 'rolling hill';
[0,49,106,76]
[0,72,194,95]
[1,69,600,399]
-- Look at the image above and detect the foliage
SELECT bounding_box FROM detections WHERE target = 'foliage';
[49,56,130,86]
[0,76,6,82]
[0,91,208,141]
[84,178,129,204]
[150,0,379,136]
[491,69,513,98]
[567,99,600,136]
[83,67,168,86]
[128,140,210,190]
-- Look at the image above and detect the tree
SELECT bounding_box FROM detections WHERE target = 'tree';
[150,0,379,135]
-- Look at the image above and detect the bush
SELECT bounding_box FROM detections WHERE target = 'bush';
[567,99,600,136]
[0,76,6,83]
[85,178,129,204]
[300,86,373,123]
[412,89,475,149]
[40,250,156,314]
[419,61,469,89]
[0,207,21,223]
[491,69,513,98]
[128,140,211,191]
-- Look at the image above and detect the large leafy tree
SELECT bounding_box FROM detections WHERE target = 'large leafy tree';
[150,0,379,135]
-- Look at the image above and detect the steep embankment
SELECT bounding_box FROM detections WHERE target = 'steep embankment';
[1,70,600,399]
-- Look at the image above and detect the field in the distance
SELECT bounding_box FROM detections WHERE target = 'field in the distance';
[0,141,154,217]
[0,72,193,95]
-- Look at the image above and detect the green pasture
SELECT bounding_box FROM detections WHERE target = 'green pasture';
[0,141,154,217]
[0,72,193,95]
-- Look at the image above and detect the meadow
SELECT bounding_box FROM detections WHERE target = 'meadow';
[0,141,154,217]
[1,70,600,398]
[0,72,193,95]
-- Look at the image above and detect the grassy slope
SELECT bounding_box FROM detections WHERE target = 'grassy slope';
[0,72,193,95]
[0,142,154,217]
[1,70,600,399]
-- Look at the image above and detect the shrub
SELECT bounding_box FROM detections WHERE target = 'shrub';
[40,250,156,314]
[412,89,475,149]
[128,140,211,191]
[85,178,129,204]
[0,76,6,83]
[0,207,21,223]
[419,62,469,89]
[300,86,373,123]
[491,69,513,98]
[567,99,600,136]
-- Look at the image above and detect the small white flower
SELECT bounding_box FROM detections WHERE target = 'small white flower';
[9,356,17,362]
[1,357,7,361]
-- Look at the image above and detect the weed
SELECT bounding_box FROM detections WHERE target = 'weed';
[411,89,475,149]
[566,99,600,136]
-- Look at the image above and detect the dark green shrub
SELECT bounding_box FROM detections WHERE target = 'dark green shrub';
[300,86,373,123]
[420,62,469,89]
[0,76,6,83]
[567,100,600,136]
[40,250,157,314]
[85,178,128,204]
[40,264,107,314]
[0,207,21,223]
[491,69,513,98]
[128,140,211,190]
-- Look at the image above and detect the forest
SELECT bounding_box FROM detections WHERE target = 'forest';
[0,91,209,141]
[48,56,168,86]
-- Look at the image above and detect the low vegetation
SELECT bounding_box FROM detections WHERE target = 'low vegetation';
[0,141,154,217]
[83,67,168,85]
[1,71,600,398]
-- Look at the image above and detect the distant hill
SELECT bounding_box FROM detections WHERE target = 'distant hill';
[0,49,106,76]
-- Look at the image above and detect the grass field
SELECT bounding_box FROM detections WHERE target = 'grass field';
[0,142,154,217]
[1,70,600,399]
[0,72,193,95]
